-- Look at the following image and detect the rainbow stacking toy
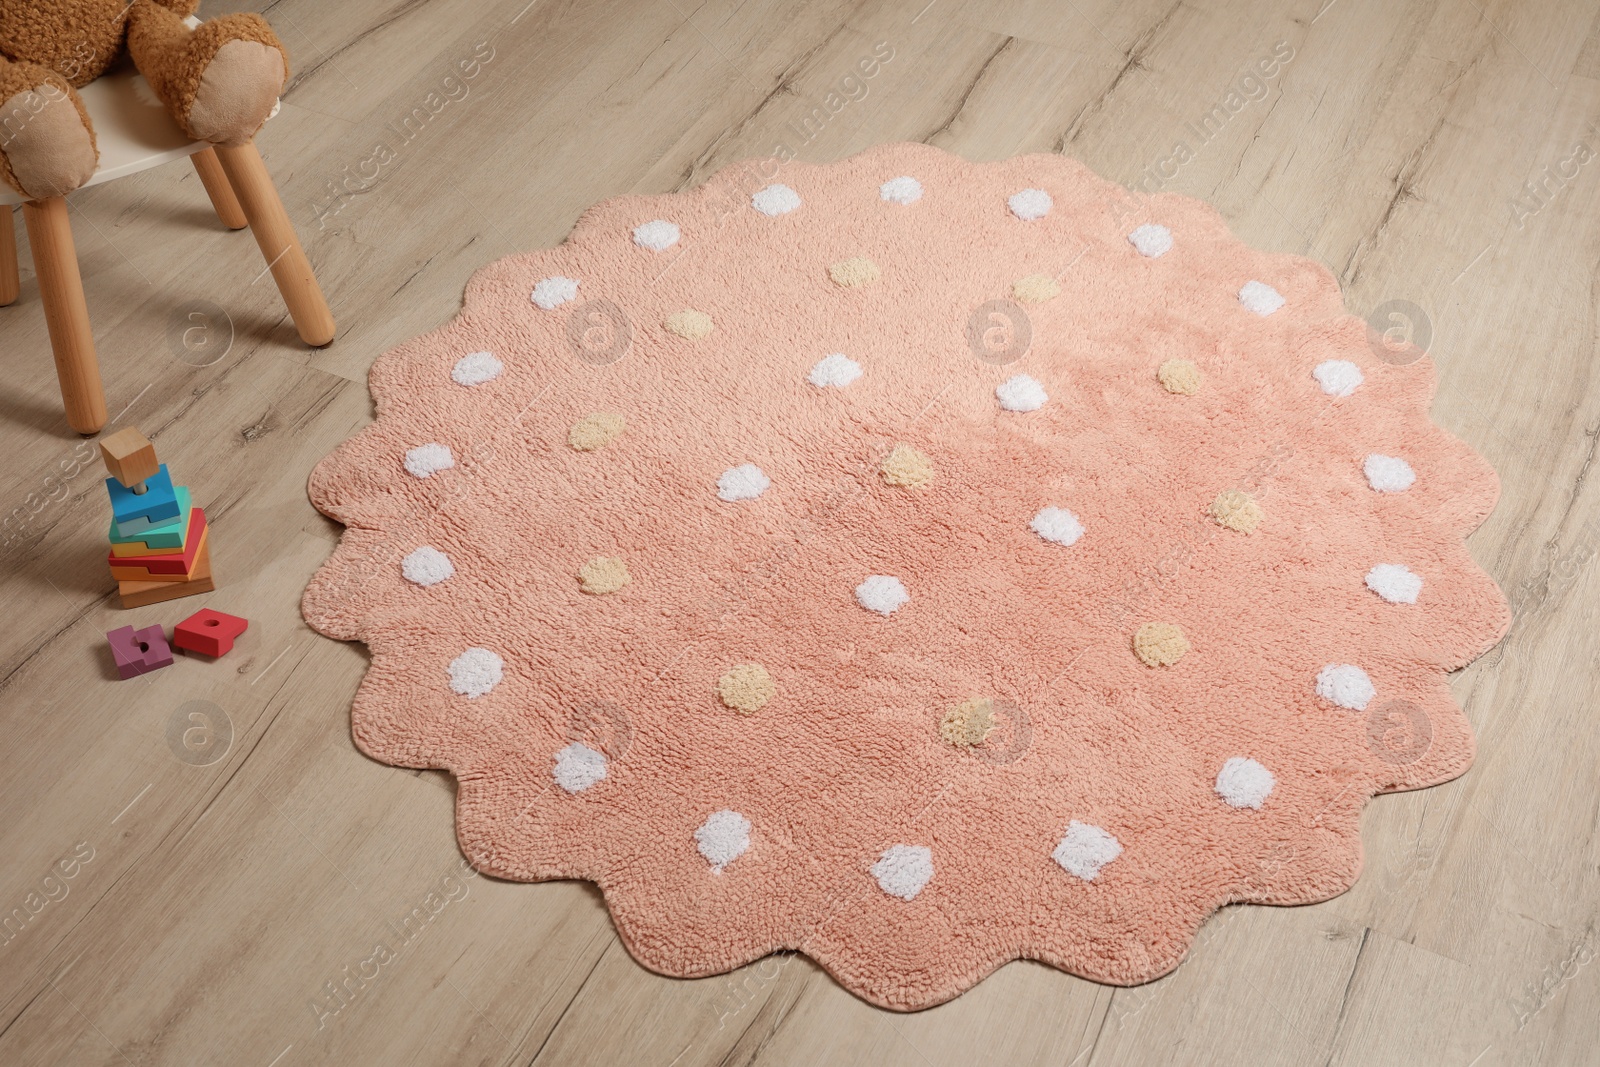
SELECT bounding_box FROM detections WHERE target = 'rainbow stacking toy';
[100,428,214,608]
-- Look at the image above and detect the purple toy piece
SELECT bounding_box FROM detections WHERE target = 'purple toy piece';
[107,625,175,680]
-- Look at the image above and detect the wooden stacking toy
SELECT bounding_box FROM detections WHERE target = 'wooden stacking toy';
[100,428,214,608]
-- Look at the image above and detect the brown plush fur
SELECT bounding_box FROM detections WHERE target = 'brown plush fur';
[0,0,286,198]
[0,0,196,87]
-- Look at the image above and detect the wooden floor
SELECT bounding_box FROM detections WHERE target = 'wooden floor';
[2,0,1598,1062]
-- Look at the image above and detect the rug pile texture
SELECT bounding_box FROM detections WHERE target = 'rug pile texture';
[303,142,1509,1010]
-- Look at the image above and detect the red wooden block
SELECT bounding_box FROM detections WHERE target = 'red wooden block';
[173,608,248,657]
[107,624,174,680]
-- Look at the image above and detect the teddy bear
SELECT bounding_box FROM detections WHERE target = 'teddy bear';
[0,0,288,200]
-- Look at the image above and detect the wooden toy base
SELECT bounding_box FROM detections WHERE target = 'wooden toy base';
[118,543,213,609]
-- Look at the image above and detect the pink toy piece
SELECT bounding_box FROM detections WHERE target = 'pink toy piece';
[107,624,174,680]
[173,608,248,657]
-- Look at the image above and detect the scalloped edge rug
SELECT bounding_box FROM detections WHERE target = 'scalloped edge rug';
[303,142,1509,1010]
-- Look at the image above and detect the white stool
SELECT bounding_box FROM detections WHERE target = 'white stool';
[0,53,333,434]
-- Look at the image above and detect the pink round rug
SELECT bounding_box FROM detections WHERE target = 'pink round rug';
[303,142,1509,1010]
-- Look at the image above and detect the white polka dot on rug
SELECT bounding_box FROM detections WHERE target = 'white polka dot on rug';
[997,374,1048,412]
[880,175,922,204]
[1009,188,1052,221]
[1314,360,1364,397]
[1031,506,1084,546]
[695,810,752,872]
[632,219,680,251]
[403,443,454,479]
[448,647,503,699]
[451,351,502,386]
[1052,820,1122,881]
[855,575,909,616]
[1316,663,1375,710]
[808,353,862,387]
[401,546,454,586]
[1215,757,1276,810]
[717,463,770,502]
[1128,223,1172,258]
[752,184,801,216]
[531,275,578,310]
[1364,454,1416,492]
[872,844,933,900]
[1366,563,1423,604]
[1239,280,1285,316]
[553,742,607,793]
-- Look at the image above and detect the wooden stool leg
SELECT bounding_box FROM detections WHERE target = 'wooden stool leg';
[213,140,335,347]
[191,148,247,230]
[1,206,19,307]
[22,197,106,435]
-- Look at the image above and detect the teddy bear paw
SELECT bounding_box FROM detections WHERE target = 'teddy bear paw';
[185,39,285,145]
[0,81,97,199]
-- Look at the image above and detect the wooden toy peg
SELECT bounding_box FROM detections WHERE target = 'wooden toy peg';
[99,427,159,495]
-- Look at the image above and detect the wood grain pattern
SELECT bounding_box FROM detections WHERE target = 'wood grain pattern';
[0,206,18,307]
[1,0,1597,1063]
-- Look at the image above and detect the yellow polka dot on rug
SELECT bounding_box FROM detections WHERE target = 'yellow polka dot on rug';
[1210,489,1264,533]
[881,443,934,489]
[302,142,1510,1011]
[1158,358,1202,395]
[569,412,625,451]
[578,556,629,595]
[1133,622,1190,667]
[1012,273,1061,303]
[665,309,713,339]
[940,697,995,746]
[718,664,775,713]
[829,256,881,287]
